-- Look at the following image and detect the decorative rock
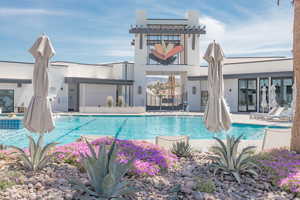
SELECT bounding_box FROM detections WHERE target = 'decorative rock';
[192,191,204,200]
[35,182,42,190]
[57,178,66,185]
[203,193,215,200]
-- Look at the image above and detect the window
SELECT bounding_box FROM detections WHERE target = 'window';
[201,91,208,106]
[192,86,197,95]
[271,77,293,107]
[238,79,257,112]
[0,90,14,113]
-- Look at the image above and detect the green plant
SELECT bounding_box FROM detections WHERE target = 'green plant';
[107,96,114,107]
[171,141,192,158]
[209,135,259,183]
[194,177,215,193]
[0,179,14,190]
[69,139,136,199]
[10,134,57,171]
[116,96,124,107]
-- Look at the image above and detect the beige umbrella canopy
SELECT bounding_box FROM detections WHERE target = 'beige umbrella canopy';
[203,42,232,132]
[269,85,278,109]
[23,35,55,133]
[261,86,268,113]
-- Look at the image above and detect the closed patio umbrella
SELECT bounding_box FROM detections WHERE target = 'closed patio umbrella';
[269,84,278,109]
[261,86,268,113]
[203,42,232,132]
[23,35,55,133]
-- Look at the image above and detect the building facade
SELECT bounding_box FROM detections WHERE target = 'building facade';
[0,10,294,113]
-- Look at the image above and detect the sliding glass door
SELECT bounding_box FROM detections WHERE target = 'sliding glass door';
[0,90,14,113]
[271,77,293,107]
[238,79,257,112]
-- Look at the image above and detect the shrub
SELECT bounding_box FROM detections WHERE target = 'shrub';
[0,180,14,190]
[69,139,135,199]
[55,137,177,176]
[0,171,25,190]
[9,134,57,171]
[171,141,192,158]
[116,96,124,107]
[209,135,259,183]
[256,148,300,194]
[106,96,114,107]
[194,177,215,193]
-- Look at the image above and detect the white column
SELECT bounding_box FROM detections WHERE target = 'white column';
[268,77,272,110]
[257,77,260,112]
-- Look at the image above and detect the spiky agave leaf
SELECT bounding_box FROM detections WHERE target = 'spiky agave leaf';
[171,141,192,157]
[70,139,135,199]
[210,135,260,183]
[10,134,57,171]
[9,146,33,169]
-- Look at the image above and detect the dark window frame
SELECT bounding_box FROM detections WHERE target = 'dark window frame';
[238,79,257,112]
[271,77,294,107]
[0,89,14,113]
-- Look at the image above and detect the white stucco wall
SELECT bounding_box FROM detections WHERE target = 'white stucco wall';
[133,32,147,106]
[79,84,116,107]
[0,62,33,79]
[52,62,113,79]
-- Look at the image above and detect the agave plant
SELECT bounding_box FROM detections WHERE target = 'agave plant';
[69,139,135,200]
[106,96,114,107]
[209,135,259,183]
[171,141,192,158]
[10,134,57,171]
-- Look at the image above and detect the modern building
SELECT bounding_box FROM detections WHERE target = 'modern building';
[0,10,293,113]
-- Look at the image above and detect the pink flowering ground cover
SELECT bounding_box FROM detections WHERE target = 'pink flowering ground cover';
[55,137,177,176]
[257,148,300,194]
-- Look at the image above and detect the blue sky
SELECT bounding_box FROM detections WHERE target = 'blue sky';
[0,0,293,64]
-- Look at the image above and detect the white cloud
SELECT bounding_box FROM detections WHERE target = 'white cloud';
[199,7,293,64]
[0,8,70,16]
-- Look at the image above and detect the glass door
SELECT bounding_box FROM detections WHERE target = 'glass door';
[238,79,257,112]
[0,90,14,113]
[271,77,293,107]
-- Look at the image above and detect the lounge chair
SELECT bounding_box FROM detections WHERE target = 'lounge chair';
[155,135,189,150]
[264,107,288,121]
[266,107,292,122]
[261,128,291,151]
[249,106,279,120]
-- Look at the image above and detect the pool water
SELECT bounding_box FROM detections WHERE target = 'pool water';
[0,115,286,148]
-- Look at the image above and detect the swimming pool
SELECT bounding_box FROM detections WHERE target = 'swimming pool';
[0,115,286,148]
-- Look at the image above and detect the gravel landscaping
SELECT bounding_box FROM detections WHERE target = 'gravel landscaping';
[0,148,299,200]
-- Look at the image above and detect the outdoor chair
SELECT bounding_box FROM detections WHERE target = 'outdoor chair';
[261,128,291,151]
[264,107,289,121]
[155,135,189,150]
[249,106,278,120]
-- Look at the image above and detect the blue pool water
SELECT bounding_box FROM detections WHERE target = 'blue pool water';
[0,115,287,148]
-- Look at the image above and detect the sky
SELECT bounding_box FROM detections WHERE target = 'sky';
[0,0,294,64]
